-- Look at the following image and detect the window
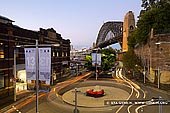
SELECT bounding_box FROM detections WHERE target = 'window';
[130,25,134,30]
[0,44,4,58]
[53,51,55,57]
[56,52,59,57]
[62,52,64,57]
[0,71,4,88]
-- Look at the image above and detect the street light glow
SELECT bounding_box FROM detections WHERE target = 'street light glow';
[155,42,170,45]
[155,42,161,45]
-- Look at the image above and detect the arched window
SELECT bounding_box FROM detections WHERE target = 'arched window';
[130,25,134,30]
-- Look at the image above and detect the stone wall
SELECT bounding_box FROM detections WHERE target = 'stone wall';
[134,34,170,84]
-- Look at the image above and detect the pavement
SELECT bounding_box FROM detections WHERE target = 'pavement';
[0,71,73,112]
[62,85,129,107]
[1,70,170,112]
[0,90,35,112]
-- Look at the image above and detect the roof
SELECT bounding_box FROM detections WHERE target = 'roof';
[0,15,14,22]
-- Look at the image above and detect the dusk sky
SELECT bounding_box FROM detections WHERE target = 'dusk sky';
[0,0,143,49]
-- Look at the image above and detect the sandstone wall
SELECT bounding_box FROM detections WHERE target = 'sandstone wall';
[134,34,170,84]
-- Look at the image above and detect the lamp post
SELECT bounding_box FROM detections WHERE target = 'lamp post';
[143,66,146,84]
[155,42,161,89]
[14,40,60,113]
[155,41,170,88]
[74,88,80,113]
[13,49,16,101]
[95,52,98,80]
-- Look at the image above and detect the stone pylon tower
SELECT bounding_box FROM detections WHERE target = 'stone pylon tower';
[122,11,135,52]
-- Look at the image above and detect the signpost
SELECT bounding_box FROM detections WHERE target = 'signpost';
[14,40,59,113]
[92,49,101,80]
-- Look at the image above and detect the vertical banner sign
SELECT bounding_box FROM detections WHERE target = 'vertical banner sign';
[92,53,101,67]
[25,48,36,80]
[92,53,96,67]
[39,48,51,91]
[97,53,101,67]
[25,48,36,90]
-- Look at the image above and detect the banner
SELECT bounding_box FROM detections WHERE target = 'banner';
[39,48,51,84]
[92,53,101,67]
[25,48,51,91]
[25,48,36,80]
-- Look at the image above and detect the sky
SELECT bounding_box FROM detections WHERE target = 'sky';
[0,0,143,50]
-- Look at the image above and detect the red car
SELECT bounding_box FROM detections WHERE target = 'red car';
[86,89,104,97]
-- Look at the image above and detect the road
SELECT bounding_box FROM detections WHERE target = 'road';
[1,70,170,113]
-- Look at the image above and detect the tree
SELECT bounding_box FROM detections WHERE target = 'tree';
[141,0,163,10]
[84,54,93,70]
[100,47,116,71]
[122,48,142,78]
[84,47,117,71]
[130,0,170,46]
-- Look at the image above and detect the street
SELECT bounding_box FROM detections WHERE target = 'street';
[1,70,170,113]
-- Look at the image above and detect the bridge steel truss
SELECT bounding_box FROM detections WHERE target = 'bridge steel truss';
[96,21,123,48]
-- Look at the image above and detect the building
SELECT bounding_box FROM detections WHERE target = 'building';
[122,11,135,52]
[0,15,70,105]
[134,29,170,85]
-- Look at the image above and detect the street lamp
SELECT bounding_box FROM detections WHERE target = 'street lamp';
[92,48,101,80]
[155,42,161,89]
[14,40,60,113]
[13,49,16,101]
[155,41,170,88]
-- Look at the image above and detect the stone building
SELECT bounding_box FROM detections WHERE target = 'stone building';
[0,15,70,105]
[134,30,170,85]
[122,11,135,52]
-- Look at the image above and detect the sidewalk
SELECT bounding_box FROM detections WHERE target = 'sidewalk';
[132,77,170,96]
[0,90,35,112]
[0,71,75,111]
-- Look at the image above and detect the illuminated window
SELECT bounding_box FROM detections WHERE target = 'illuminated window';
[62,52,64,57]
[0,45,4,58]
[53,51,55,57]
[56,52,59,57]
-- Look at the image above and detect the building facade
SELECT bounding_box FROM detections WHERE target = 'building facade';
[0,15,70,105]
[122,11,135,52]
[134,31,170,85]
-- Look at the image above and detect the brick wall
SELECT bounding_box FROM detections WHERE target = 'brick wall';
[134,34,170,84]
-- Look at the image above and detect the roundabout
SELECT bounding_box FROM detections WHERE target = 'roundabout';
[60,80,131,108]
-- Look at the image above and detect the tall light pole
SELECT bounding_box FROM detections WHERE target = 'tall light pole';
[35,40,39,113]
[14,40,60,113]
[95,51,98,80]
[13,49,16,101]
[155,42,161,89]
[155,41,170,89]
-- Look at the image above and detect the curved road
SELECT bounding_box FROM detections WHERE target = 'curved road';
[3,70,170,113]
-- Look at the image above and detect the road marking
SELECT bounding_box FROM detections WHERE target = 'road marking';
[128,104,133,113]
[135,105,148,113]
[115,75,134,113]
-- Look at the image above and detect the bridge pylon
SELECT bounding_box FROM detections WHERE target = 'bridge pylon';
[122,11,135,52]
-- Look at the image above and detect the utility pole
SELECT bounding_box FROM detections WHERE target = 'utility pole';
[144,66,146,84]
[95,52,98,80]
[14,49,16,101]
[15,40,60,113]
[74,88,79,113]
[159,96,162,113]
[35,40,39,113]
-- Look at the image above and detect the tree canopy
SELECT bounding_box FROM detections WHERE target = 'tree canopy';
[128,0,170,48]
[84,47,116,71]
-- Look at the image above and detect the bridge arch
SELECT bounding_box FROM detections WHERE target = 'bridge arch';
[96,21,123,48]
